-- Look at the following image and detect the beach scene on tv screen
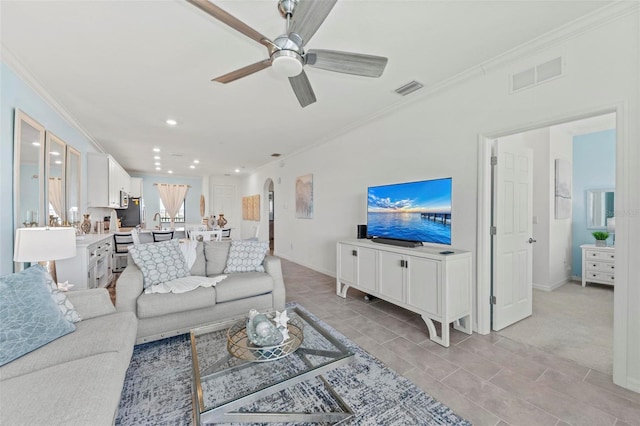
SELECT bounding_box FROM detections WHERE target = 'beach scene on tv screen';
[367,178,452,245]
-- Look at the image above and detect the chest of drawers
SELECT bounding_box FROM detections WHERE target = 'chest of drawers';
[581,244,615,287]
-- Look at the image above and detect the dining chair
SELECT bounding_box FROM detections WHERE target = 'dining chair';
[152,230,174,242]
[185,223,207,240]
[113,232,134,272]
[190,230,222,242]
[130,228,141,245]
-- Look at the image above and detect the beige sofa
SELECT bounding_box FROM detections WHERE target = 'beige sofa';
[116,240,286,344]
[0,289,137,425]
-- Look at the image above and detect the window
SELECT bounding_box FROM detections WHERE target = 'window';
[159,199,185,223]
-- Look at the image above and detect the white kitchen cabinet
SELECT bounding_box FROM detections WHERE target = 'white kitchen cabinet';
[129,177,143,198]
[56,234,113,290]
[87,153,130,208]
[337,239,472,347]
[581,244,615,287]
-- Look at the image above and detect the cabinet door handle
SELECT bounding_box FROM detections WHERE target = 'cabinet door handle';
[352,250,357,257]
[405,259,409,269]
[400,260,405,268]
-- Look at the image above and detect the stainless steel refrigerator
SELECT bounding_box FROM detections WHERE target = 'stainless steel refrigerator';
[116,197,143,227]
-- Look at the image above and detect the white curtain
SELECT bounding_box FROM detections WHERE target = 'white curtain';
[48,177,63,221]
[157,184,189,228]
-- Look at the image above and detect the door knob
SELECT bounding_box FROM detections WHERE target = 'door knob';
[528,238,537,244]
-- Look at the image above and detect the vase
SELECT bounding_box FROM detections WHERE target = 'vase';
[595,240,607,247]
[217,214,228,228]
[80,214,92,234]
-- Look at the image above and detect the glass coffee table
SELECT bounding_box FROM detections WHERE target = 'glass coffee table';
[190,307,354,424]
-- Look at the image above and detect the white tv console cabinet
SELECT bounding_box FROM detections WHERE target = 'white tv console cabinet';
[336,239,472,347]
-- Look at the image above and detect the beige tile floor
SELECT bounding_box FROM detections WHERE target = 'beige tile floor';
[281,259,640,426]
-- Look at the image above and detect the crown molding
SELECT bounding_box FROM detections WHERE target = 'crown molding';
[0,45,105,153]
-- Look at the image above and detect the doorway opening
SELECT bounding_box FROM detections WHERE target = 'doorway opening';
[263,179,275,254]
[489,112,616,374]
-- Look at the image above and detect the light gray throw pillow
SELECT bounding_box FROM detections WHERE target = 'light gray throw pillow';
[129,239,190,289]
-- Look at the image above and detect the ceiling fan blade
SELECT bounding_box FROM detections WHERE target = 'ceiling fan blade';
[306,49,388,78]
[289,71,316,108]
[213,60,272,83]
[187,0,275,51]
[288,0,337,47]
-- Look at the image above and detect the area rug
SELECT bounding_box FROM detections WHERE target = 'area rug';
[116,304,470,425]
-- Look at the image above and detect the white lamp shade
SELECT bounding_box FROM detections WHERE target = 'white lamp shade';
[606,217,616,233]
[14,227,77,262]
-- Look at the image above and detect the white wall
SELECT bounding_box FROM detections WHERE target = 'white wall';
[549,126,574,287]
[242,8,640,390]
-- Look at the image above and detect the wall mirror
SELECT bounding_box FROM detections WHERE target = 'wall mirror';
[66,146,81,226]
[587,189,615,229]
[45,131,66,226]
[14,110,45,229]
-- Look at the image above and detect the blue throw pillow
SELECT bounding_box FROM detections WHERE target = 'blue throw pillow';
[0,265,76,366]
[224,240,269,273]
[129,239,191,289]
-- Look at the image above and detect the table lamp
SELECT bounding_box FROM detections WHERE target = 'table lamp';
[606,217,616,246]
[13,227,77,284]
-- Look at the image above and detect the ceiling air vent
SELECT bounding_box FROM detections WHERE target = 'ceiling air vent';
[271,153,281,157]
[511,57,563,93]
[395,80,424,96]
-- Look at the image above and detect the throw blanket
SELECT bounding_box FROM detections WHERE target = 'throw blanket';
[179,240,198,269]
[145,275,227,294]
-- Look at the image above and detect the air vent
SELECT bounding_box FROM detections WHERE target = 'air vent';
[511,57,563,92]
[271,153,281,157]
[395,80,424,96]
[171,153,184,157]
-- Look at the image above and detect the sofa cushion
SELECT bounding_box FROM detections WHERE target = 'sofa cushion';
[204,240,231,276]
[129,239,190,288]
[190,241,206,276]
[0,352,129,426]
[0,265,76,367]
[0,311,136,381]
[224,240,269,273]
[214,272,274,303]
[137,287,216,319]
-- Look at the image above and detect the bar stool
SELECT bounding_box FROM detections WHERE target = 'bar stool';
[152,230,174,242]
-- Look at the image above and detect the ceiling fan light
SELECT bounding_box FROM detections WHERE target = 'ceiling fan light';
[271,51,303,77]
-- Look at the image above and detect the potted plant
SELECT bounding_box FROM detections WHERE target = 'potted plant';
[592,231,609,247]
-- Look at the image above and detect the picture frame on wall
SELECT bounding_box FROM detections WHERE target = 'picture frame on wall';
[295,174,313,219]
[555,159,572,219]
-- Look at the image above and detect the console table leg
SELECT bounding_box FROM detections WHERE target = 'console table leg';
[336,281,350,298]
[421,315,450,347]
[453,315,472,335]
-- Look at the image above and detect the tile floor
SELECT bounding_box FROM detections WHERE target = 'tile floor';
[281,259,640,426]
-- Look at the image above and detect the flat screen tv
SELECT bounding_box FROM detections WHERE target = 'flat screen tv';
[367,177,452,245]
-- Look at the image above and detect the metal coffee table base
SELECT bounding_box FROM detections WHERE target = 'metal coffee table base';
[192,348,354,424]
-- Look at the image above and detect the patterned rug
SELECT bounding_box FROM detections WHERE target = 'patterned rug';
[116,304,470,425]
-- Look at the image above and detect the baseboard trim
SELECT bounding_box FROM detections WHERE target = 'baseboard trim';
[533,277,571,292]
[273,252,336,278]
[625,377,640,393]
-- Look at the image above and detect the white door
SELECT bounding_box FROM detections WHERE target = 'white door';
[492,141,534,330]
[212,185,235,226]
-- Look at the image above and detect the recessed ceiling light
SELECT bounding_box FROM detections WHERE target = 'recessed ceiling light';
[166,119,177,126]
[51,151,60,156]
[153,148,161,152]
[168,170,173,174]
[190,165,195,169]
[193,160,199,164]
[54,160,62,165]
[154,162,161,166]
[154,156,161,160]
[32,142,40,147]
[234,168,240,173]
[155,167,161,171]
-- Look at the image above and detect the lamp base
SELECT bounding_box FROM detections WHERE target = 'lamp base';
[38,260,58,285]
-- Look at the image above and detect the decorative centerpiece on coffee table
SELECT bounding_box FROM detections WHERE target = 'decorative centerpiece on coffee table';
[227,309,304,362]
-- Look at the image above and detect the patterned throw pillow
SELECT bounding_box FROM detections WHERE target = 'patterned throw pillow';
[0,265,76,366]
[224,240,269,273]
[42,269,81,323]
[129,239,190,289]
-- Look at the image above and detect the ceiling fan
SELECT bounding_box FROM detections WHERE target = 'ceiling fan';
[187,0,389,107]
